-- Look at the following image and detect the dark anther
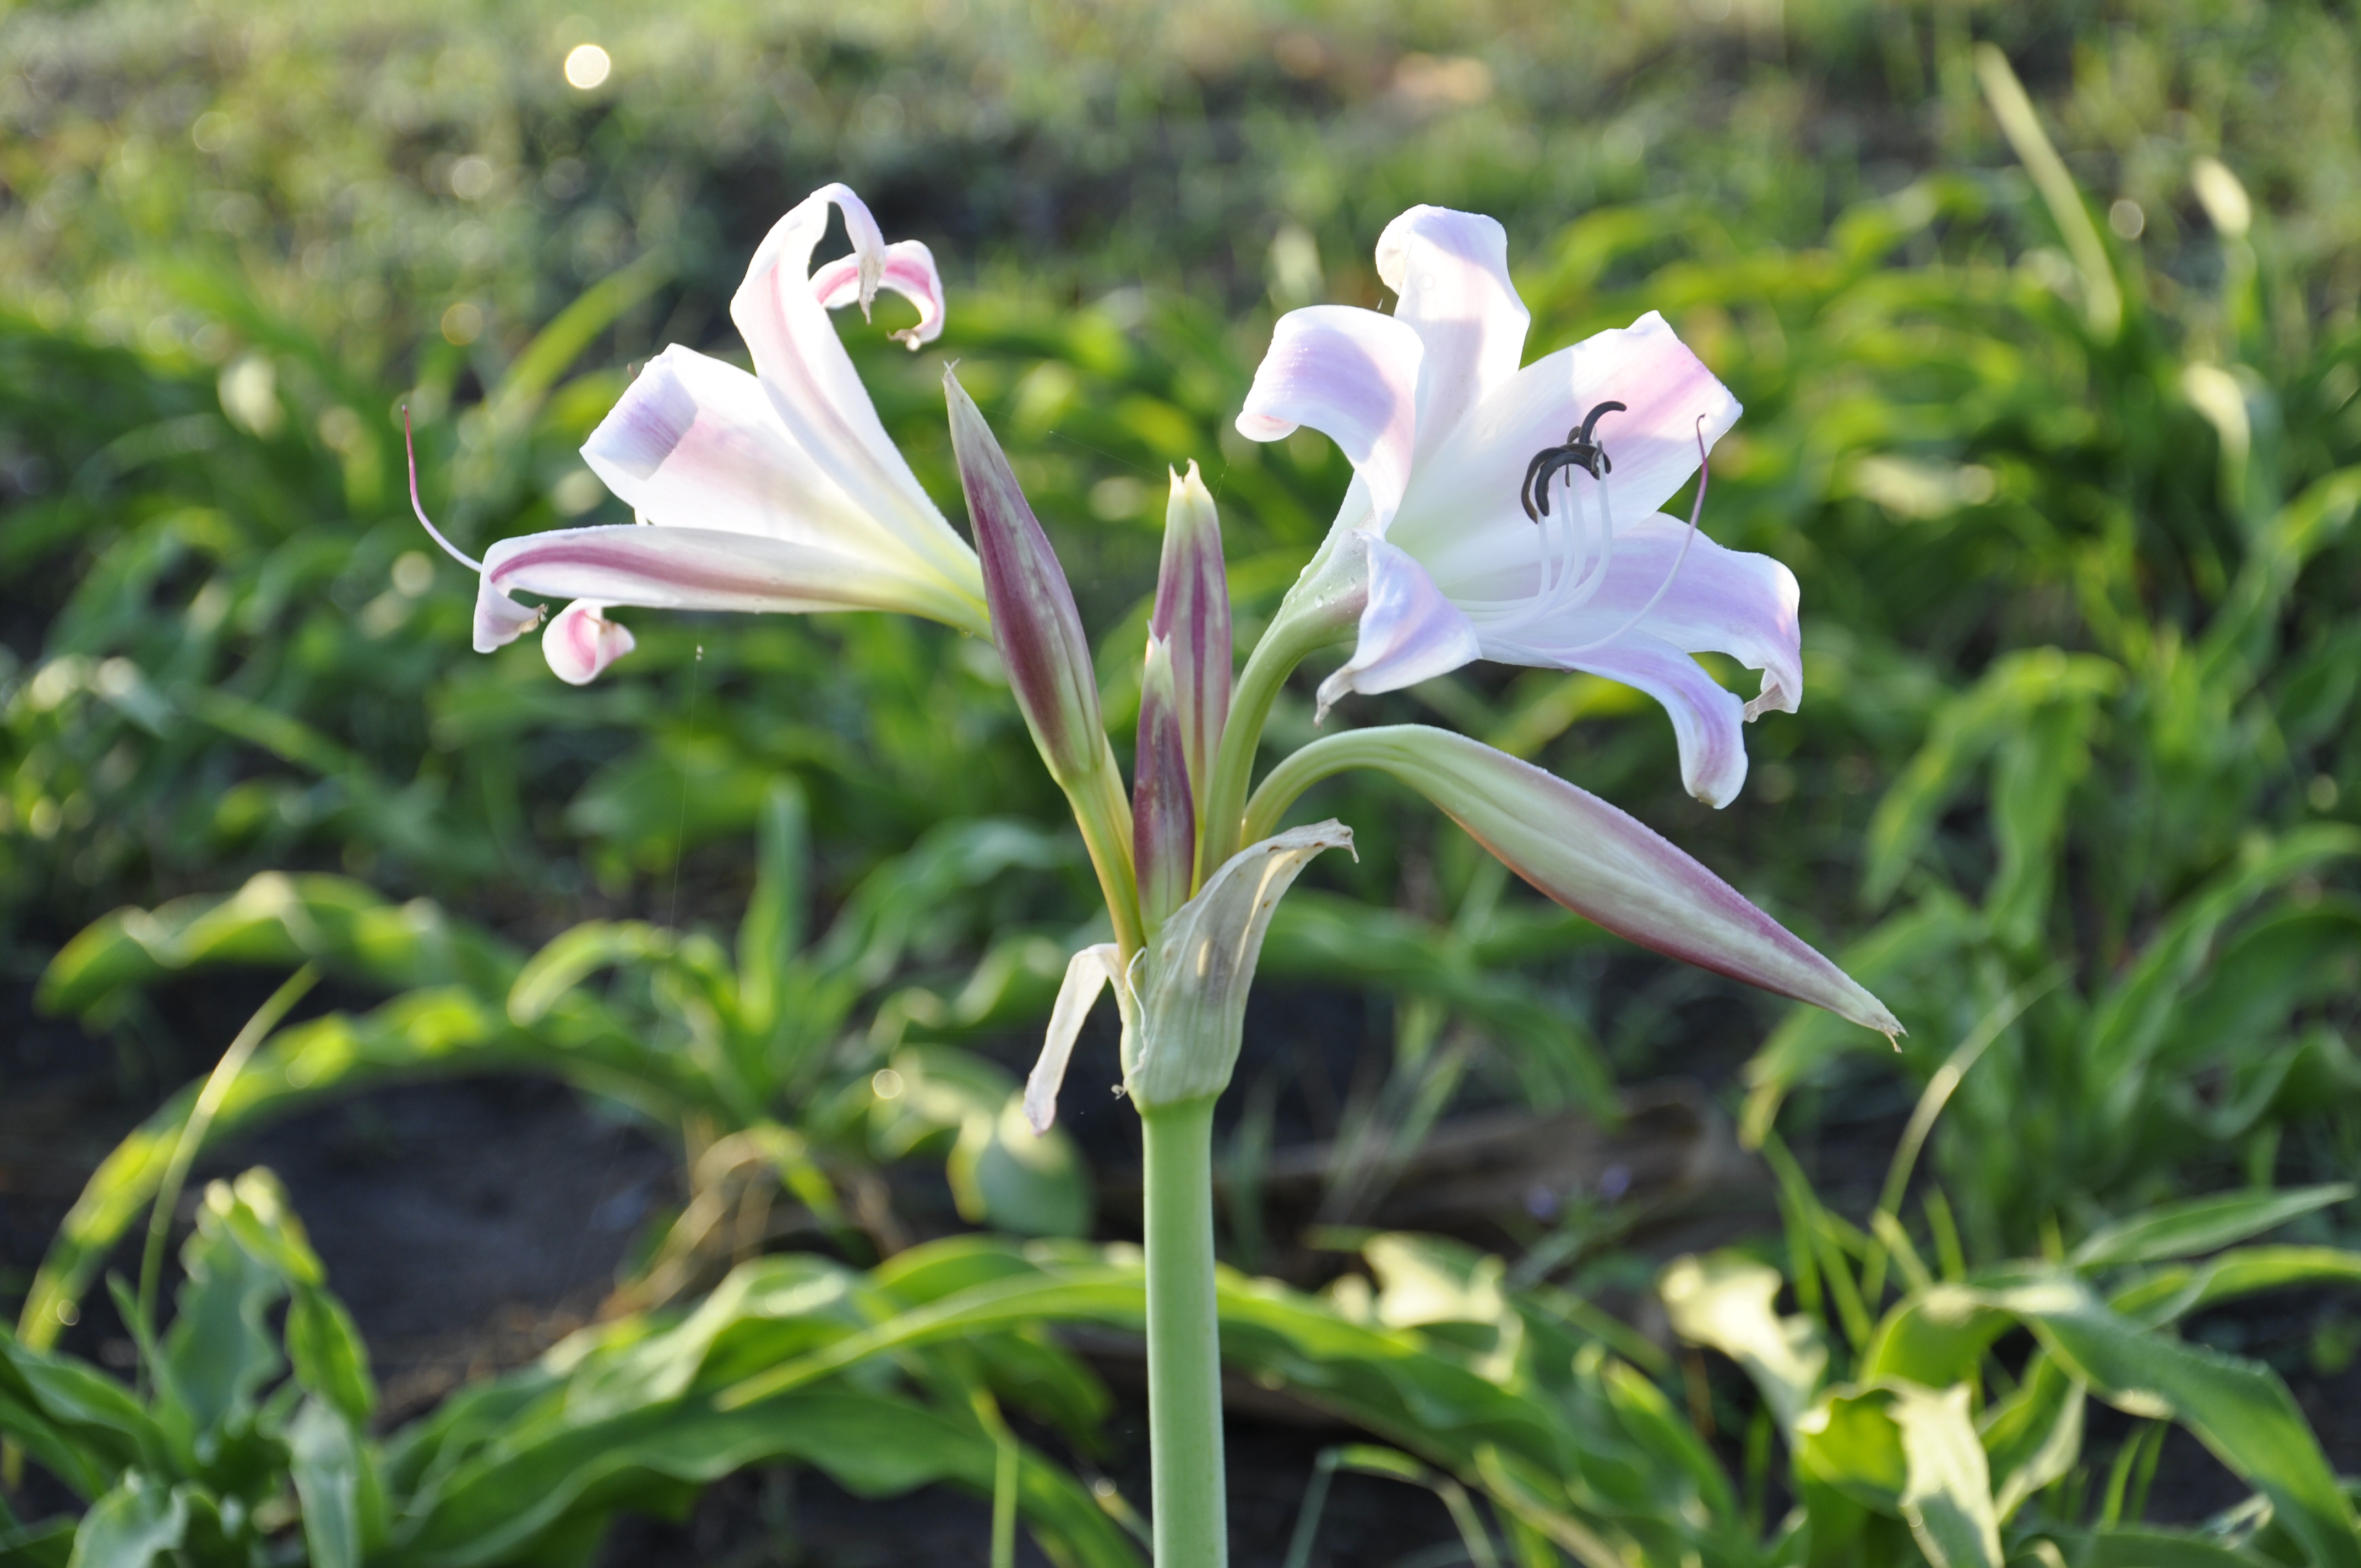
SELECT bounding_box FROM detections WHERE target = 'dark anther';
[1519,400,1628,522]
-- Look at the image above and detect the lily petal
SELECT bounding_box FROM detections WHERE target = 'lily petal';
[1558,634,1754,808]
[1237,306,1424,533]
[581,345,985,633]
[1025,943,1127,1135]
[1316,538,1482,719]
[1389,311,1739,578]
[810,239,946,350]
[730,183,977,587]
[474,578,547,654]
[1374,206,1530,454]
[1303,727,1898,1036]
[1125,820,1355,1109]
[480,524,984,628]
[1503,516,1800,703]
[543,601,637,685]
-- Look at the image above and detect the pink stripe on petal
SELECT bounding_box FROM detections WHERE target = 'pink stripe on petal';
[482,524,972,625]
[1236,306,1424,533]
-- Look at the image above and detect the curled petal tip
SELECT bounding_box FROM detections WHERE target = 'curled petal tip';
[543,601,637,684]
[474,579,546,652]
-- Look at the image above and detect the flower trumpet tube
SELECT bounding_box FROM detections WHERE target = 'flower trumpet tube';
[1236,204,1801,809]
[943,366,1142,952]
[1155,461,1232,835]
[414,183,989,682]
[1243,725,1900,1038]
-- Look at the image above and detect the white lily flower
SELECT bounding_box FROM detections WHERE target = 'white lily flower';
[412,183,989,683]
[1237,204,1798,808]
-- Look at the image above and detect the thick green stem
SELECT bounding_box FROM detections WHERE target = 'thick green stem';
[1066,735,1146,957]
[1197,572,1357,879]
[1141,1095,1225,1568]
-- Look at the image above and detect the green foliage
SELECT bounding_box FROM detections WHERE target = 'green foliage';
[0,1170,1145,1567]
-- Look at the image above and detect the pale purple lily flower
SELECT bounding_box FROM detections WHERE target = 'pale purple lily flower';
[1236,205,1799,808]
[411,184,989,682]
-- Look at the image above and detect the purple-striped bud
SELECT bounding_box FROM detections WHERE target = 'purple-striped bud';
[1134,638,1195,930]
[1153,461,1232,825]
[944,367,1104,786]
[1266,726,1901,1039]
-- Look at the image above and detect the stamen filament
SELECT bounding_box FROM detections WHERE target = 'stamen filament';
[404,406,485,573]
[1549,415,1712,657]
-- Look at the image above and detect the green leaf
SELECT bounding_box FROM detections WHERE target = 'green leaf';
[1661,1253,1829,1434]
[162,1188,289,1435]
[1890,1382,2001,1568]
[2071,1185,2355,1268]
[289,1287,378,1425]
[288,1401,365,1568]
[63,1475,186,1568]
[1979,1354,2084,1521]
[736,777,812,1032]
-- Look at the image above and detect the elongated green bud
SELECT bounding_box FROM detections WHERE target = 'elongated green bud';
[1154,462,1232,829]
[944,367,1104,787]
[1134,638,1194,932]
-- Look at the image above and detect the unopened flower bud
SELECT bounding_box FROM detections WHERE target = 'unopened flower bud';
[944,367,1105,786]
[1153,462,1232,823]
[1134,638,1194,930]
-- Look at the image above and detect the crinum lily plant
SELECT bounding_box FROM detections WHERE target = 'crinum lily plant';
[415,184,1896,1567]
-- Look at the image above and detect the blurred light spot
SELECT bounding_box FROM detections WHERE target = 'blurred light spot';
[553,469,606,515]
[872,1068,905,1101]
[392,551,436,596]
[1596,1163,1631,1201]
[1391,53,1492,108]
[1087,475,1145,521]
[442,301,483,345]
[1756,762,1796,803]
[30,656,88,710]
[2107,198,2145,240]
[1848,454,1993,519]
[1273,29,1328,79]
[191,111,230,152]
[94,658,139,699]
[449,156,496,200]
[2181,362,2250,469]
[1602,122,1645,165]
[28,798,60,841]
[2310,775,2341,813]
[564,43,611,90]
[52,1299,77,1327]
[317,406,363,454]
[1267,220,1324,311]
[2191,155,2251,238]
[219,354,281,436]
